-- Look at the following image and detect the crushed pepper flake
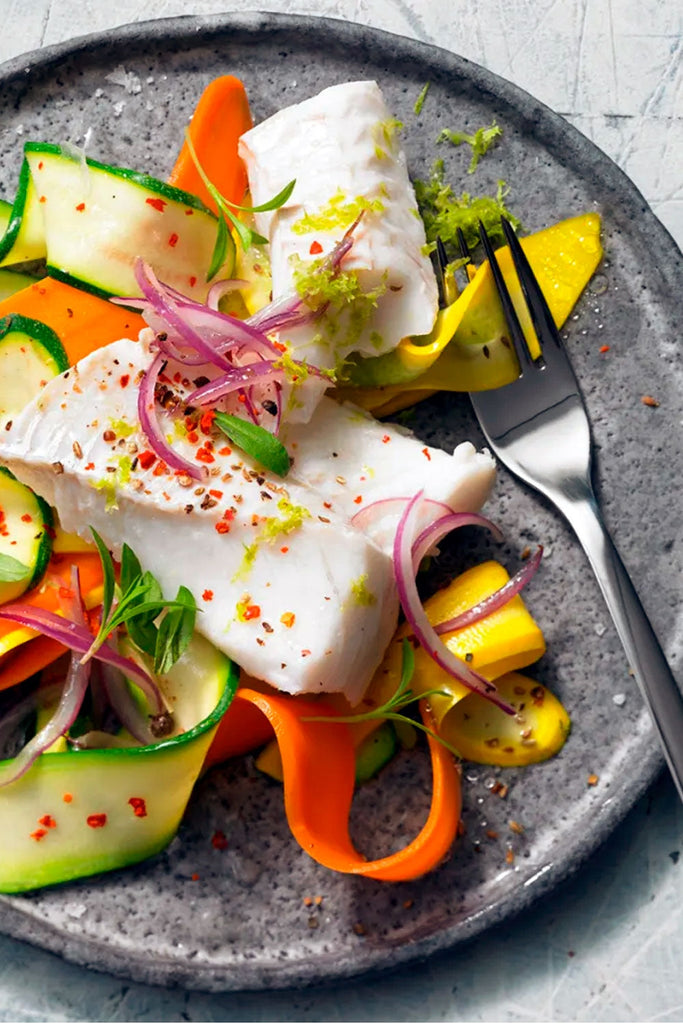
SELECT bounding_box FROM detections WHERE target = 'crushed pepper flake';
[587,773,599,786]
[86,813,107,829]
[211,830,229,850]
[641,395,660,407]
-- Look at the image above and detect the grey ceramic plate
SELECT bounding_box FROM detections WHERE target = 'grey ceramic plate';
[0,11,681,993]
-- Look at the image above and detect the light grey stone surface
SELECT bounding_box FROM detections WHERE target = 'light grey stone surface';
[0,1,681,1020]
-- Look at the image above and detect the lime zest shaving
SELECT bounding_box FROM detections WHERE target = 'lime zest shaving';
[291,189,385,235]
[437,120,503,174]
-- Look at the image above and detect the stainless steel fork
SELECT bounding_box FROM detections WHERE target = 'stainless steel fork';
[468,219,683,801]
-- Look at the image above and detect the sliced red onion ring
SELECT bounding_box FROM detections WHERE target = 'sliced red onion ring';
[393,492,515,715]
[189,360,300,406]
[134,260,234,372]
[0,606,167,716]
[138,351,204,480]
[412,512,504,569]
[434,545,543,635]
[99,664,157,745]
[206,278,249,310]
[0,649,91,787]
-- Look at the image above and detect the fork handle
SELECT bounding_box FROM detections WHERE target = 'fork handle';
[558,488,683,802]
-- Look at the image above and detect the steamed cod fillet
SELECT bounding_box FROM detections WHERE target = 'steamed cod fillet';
[239,81,438,403]
[284,399,495,553]
[0,336,495,702]
[0,337,397,704]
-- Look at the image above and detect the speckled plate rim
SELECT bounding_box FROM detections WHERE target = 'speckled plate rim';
[0,9,679,993]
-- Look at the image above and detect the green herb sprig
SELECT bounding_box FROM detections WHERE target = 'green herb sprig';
[414,82,430,116]
[183,129,296,280]
[0,553,31,582]
[303,639,462,758]
[214,412,291,478]
[84,530,196,675]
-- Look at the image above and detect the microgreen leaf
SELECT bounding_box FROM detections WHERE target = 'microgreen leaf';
[214,411,291,478]
[206,212,235,281]
[90,528,115,624]
[0,553,31,582]
[226,179,296,214]
[120,543,142,593]
[154,585,196,675]
[183,127,293,253]
[85,532,197,673]
[302,638,462,758]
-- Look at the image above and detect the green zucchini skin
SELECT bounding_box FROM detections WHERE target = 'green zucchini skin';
[0,466,53,602]
[24,142,229,301]
[0,313,69,431]
[0,159,47,267]
[0,639,238,893]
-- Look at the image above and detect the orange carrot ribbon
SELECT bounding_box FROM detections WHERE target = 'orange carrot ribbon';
[230,688,462,881]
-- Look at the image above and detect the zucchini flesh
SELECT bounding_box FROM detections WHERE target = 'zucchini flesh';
[0,635,238,893]
[0,270,39,302]
[0,160,47,267]
[0,313,69,430]
[24,143,226,301]
[0,466,53,604]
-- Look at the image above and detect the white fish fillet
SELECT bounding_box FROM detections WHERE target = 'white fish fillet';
[0,337,495,702]
[284,398,495,554]
[0,337,396,704]
[239,81,439,415]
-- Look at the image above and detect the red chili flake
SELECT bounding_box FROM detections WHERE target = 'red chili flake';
[145,196,166,212]
[191,873,200,881]
[641,395,660,408]
[168,232,179,248]
[309,240,323,255]
[218,445,232,456]
[301,649,311,657]
[353,495,363,504]
[382,434,391,443]
[196,447,215,464]
[421,447,432,460]
[185,208,194,216]
[38,161,44,170]
[86,813,107,829]
[75,202,86,212]
[58,586,74,599]
[599,345,610,353]
[273,341,287,353]
[128,797,147,818]
[200,410,216,434]
[280,545,289,554]
[152,460,168,477]
[39,815,57,829]
[138,450,157,470]
[209,489,223,499]
[119,374,130,388]
[202,589,214,601]
[211,830,229,850]
[237,393,247,403]
[215,521,231,534]
[243,604,261,621]
[189,275,197,288]
[186,431,199,444]
[39,195,46,203]
[223,508,236,522]
[30,829,48,841]
[84,461,95,471]
[62,793,73,804]
[20,513,32,523]
[587,773,599,786]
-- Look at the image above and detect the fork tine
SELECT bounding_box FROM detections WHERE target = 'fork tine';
[500,217,559,347]
[477,220,535,372]
[429,239,448,309]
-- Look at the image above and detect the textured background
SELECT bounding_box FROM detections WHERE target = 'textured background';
[0,1,682,1021]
